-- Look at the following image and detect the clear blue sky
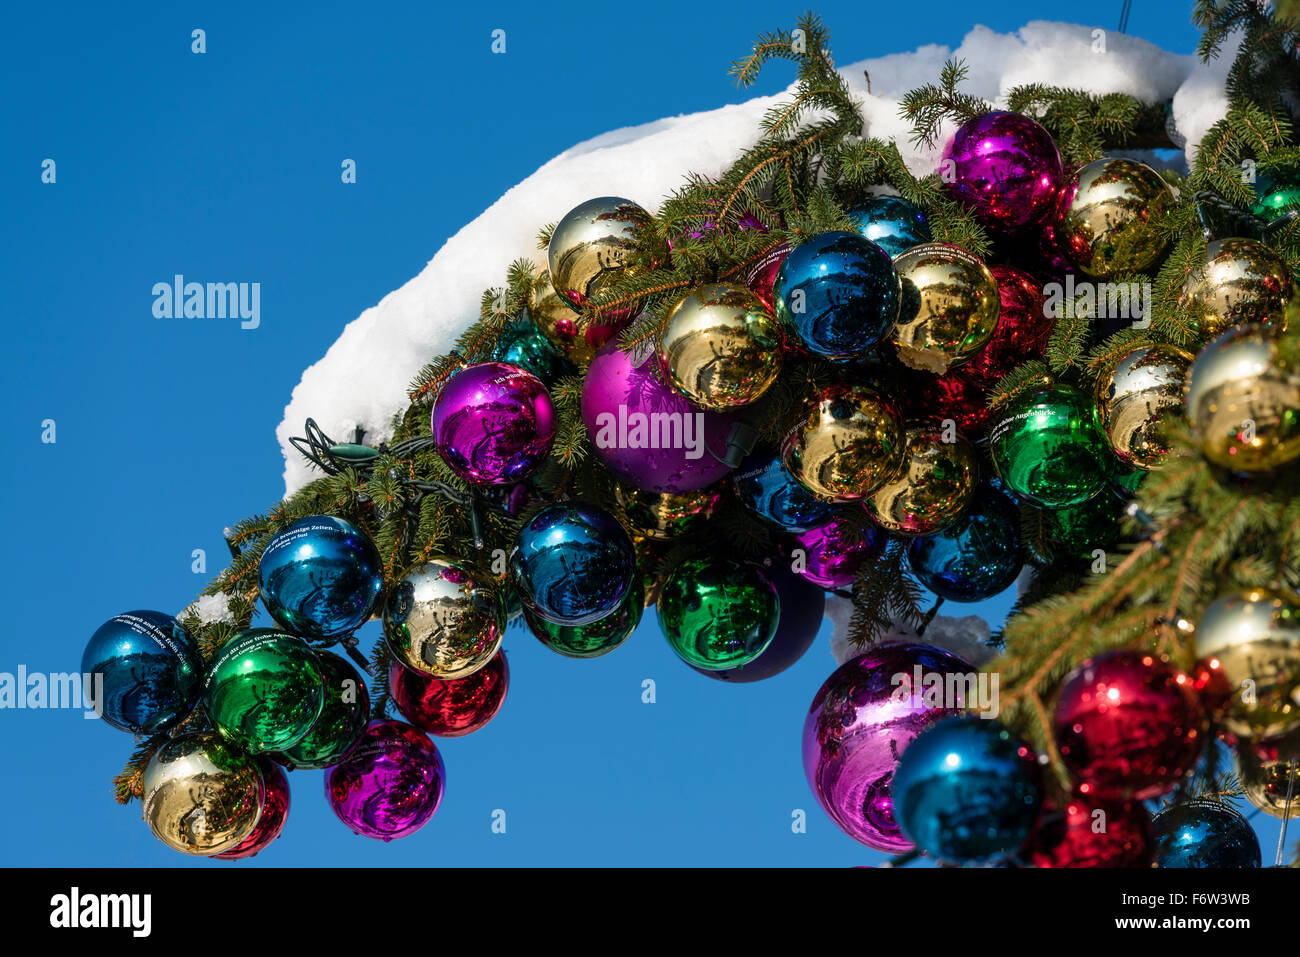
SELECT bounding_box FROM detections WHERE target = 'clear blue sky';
[6,2,1280,868]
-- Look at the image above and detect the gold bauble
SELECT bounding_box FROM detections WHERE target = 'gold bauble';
[1237,731,1300,819]
[864,422,977,535]
[1177,238,1299,340]
[1094,343,1193,469]
[659,283,783,410]
[1194,589,1300,739]
[781,384,906,501]
[383,558,505,679]
[547,196,666,317]
[889,242,999,374]
[1054,157,1175,278]
[527,277,614,368]
[1182,324,1300,472]
[615,483,721,541]
[142,732,264,856]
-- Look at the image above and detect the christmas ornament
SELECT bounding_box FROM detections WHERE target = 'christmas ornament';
[511,503,635,625]
[547,196,666,317]
[1053,650,1205,800]
[1178,238,1299,339]
[773,231,901,360]
[988,385,1111,508]
[528,277,623,368]
[1034,486,1126,563]
[960,265,1054,389]
[1183,324,1300,472]
[258,515,383,640]
[1237,731,1300,819]
[614,483,720,540]
[203,629,325,754]
[735,446,840,532]
[431,361,556,485]
[142,732,264,857]
[582,340,737,493]
[802,643,973,852]
[388,650,509,737]
[781,384,906,501]
[1021,794,1153,868]
[848,195,931,258]
[1251,160,1300,223]
[892,716,1043,864]
[786,514,885,589]
[1193,589,1300,739]
[864,422,977,536]
[280,651,370,769]
[745,242,791,311]
[526,575,643,658]
[890,242,1000,373]
[214,758,291,860]
[81,610,202,736]
[659,283,783,409]
[924,369,996,436]
[490,311,572,384]
[657,556,779,671]
[1094,343,1193,469]
[690,568,824,682]
[383,558,505,679]
[941,111,1063,230]
[1051,157,1175,277]
[906,481,1023,602]
[1150,799,1261,869]
[324,720,445,841]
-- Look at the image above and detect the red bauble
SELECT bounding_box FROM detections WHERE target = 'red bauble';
[1054,650,1206,800]
[961,266,1054,388]
[388,651,510,737]
[919,370,993,436]
[1022,793,1152,868]
[745,242,791,312]
[213,758,290,860]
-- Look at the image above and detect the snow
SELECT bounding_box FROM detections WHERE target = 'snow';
[275,19,1238,496]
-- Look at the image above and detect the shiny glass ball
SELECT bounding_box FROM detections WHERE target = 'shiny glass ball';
[511,503,635,626]
[906,481,1023,602]
[1150,799,1261,869]
[734,445,842,532]
[203,629,325,754]
[848,195,932,258]
[81,610,202,735]
[781,383,907,502]
[142,732,264,856]
[279,650,370,769]
[657,556,780,671]
[383,558,505,679]
[988,385,1111,509]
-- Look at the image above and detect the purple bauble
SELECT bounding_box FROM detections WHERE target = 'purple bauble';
[786,515,886,589]
[431,361,556,485]
[942,111,1063,231]
[803,642,973,851]
[581,341,737,493]
[324,720,445,841]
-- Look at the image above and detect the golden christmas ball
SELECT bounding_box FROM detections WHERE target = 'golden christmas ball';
[528,276,616,368]
[142,732,264,856]
[659,283,783,410]
[1053,156,1175,278]
[889,242,999,374]
[615,483,721,541]
[781,384,906,502]
[1094,343,1194,469]
[864,422,977,535]
[1237,732,1300,819]
[1194,589,1300,739]
[1182,324,1300,472]
[1177,238,1299,341]
[383,558,505,679]
[547,196,666,318]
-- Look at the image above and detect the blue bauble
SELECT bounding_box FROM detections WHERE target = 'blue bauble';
[907,482,1023,602]
[511,503,635,625]
[491,312,573,385]
[848,196,932,258]
[734,446,842,532]
[893,716,1043,864]
[81,611,202,735]
[259,516,384,640]
[773,231,901,360]
[1151,799,1261,869]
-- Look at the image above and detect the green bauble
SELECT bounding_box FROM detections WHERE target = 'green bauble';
[1252,162,1300,224]
[279,650,370,769]
[657,557,779,671]
[203,629,325,754]
[1034,488,1126,563]
[525,577,645,658]
[989,385,1111,509]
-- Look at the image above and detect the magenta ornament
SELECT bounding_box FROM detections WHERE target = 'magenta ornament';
[431,362,556,485]
[581,341,738,493]
[941,111,1063,231]
[803,642,974,852]
[786,515,886,589]
[324,720,445,841]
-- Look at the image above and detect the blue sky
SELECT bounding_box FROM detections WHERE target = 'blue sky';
[5,2,1283,867]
